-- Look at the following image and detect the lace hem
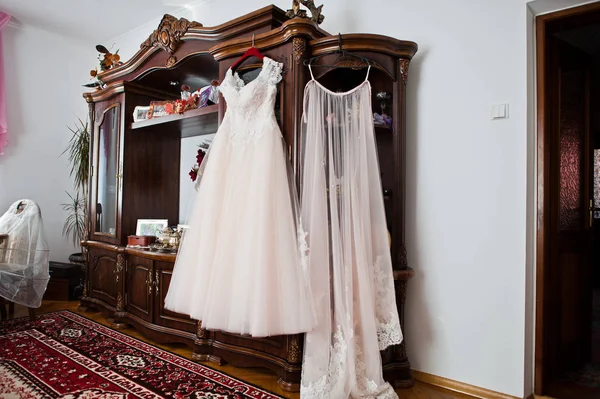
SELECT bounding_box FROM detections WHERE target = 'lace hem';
[375,383,400,399]
[377,311,403,350]
[373,255,403,350]
[301,325,347,399]
[301,324,399,399]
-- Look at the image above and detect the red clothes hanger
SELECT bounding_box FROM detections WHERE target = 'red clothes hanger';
[231,34,264,73]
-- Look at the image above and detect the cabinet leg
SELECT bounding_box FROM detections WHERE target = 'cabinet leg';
[77,305,91,313]
[111,314,128,329]
[276,368,301,392]
[77,299,97,313]
[111,320,128,329]
[383,358,414,389]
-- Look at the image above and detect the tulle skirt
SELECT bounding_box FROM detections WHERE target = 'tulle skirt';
[164,119,317,337]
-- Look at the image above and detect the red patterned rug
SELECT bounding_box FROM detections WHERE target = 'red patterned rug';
[0,310,283,398]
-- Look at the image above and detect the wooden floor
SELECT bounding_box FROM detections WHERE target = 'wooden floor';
[10,301,473,399]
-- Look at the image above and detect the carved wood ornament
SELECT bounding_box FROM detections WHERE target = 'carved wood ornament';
[399,244,408,270]
[116,293,124,311]
[399,58,410,85]
[141,14,203,67]
[287,335,301,363]
[293,37,307,64]
[197,322,208,339]
[115,254,125,283]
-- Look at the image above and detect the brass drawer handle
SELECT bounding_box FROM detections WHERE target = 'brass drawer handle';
[154,271,160,296]
[145,276,153,295]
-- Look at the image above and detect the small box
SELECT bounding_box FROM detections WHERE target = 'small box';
[44,262,82,301]
[128,235,156,247]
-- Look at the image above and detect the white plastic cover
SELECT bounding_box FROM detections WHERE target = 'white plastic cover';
[0,199,50,308]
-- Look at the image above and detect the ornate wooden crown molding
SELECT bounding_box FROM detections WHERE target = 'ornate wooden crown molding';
[140,14,203,67]
[209,17,327,61]
[309,34,417,60]
[95,6,289,85]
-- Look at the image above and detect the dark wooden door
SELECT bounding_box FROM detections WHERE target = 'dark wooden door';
[153,261,196,333]
[547,36,593,377]
[126,255,153,323]
[88,247,119,308]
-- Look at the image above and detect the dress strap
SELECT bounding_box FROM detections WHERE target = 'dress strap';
[308,63,315,80]
[365,65,371,81]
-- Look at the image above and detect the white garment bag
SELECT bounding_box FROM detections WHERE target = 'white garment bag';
[0,199,50,308]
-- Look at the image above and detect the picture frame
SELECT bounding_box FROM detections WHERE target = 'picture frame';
[148,101,170,119]
[133,106,151,122]
[136,219,169,236]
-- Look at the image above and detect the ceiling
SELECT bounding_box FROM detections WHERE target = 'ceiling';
[0,0,207,44]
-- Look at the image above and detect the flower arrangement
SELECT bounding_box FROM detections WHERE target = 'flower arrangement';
[85,45,122,89]
[376,91,391,115]
[189,141,211,182]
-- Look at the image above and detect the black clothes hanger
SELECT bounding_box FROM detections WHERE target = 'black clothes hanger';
[303,33,374,69]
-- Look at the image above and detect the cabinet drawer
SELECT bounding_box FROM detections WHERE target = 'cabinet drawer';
[126,255,153,322]
[154,260,196,333]
[88,246,119,307]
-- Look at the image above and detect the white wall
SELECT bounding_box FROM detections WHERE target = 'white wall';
[111,0,598,397]
[0,22,95,262]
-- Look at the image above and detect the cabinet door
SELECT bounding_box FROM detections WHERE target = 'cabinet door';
[88,247,119,307]
[154,261,196,333]
[126,255,153,323]
[90,96,124,245]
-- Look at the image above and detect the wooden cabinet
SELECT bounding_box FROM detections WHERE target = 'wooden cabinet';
[126,255,153,323]
[87,246,120,309]
[83,243,197,345]
[81,5,417,392]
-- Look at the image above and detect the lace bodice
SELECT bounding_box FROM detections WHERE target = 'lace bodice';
[219,57,283,144]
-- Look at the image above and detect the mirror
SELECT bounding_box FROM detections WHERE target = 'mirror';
[95,104,120,236]
[179,133,215,224]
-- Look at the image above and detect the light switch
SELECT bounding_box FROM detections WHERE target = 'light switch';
[491,103,509,120]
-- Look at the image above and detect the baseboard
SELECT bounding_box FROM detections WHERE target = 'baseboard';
[412,370,521,399]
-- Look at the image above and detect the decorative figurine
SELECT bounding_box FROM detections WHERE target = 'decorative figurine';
[286,0,325,24]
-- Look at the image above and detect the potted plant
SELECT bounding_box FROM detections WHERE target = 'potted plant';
[61,118,90,265]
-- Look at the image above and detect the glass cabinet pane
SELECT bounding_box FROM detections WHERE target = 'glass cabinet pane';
[95,105,120,236]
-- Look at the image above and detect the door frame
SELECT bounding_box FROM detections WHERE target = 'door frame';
[535,2,600,394]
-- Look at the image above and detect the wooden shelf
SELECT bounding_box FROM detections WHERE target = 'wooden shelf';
[374,124,392,132]
[131,104,219,137]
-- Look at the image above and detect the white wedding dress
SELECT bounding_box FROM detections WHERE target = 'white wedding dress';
[165,57,317,337]
[299,65,403,398]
